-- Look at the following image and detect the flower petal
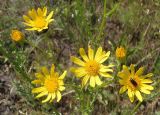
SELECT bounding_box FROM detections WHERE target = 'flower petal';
[140,88,151,94]
[56,91,62,102]
[71,56,85,66]
[43,7,47,16]
[32,87,46,93]
[59,86,65,91]
[46,11,54,21]
[99,51,110,63]
[41,66,49,76]
[141,79,153,83]
[119,86,127,94]
[82,75,90,87]
[74,67,87,78]
[50,64,55,77]
[135,90,143,102]
[36,91,48,98]
[59,71,67,79]
[95,76,102,85]
[128,89,134,102]
[141,84,154,90]
[42,94,52,103]
[79,48,89,62]
[95,47,102,61]
[90,76,95,87]
[135,67,144,76]
[88,46,94,60]
[100,72,113,78]
[50,93,56,102]
[130,64,135,76]
[37,8,43,16]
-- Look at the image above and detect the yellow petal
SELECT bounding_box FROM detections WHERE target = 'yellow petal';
[88,46,94,60]
[128,89,134,102]
[59,71,67,79]
[50,93,56,103]
[141,79,153,83]
[42,94,52,103]
[100,68,113,73]
[37,8,43,16]
[58,80,64,86]
[141,84,154,90]
[122,65,130,75]
[100,72,113,78]
[46,11,54,21]
[25,28,38,31]
[140,88,150,94]
[23,15,32,23]
[135,67,144,76]
[71,56,85,66]
[36,91,48,98]
[28,9,37,19]
[41,66,49,76]
[90,76,95,87]
[130,64,135,75]
[82,75,90,87]
[56,91,62,102]
[35,73,44,79]
[142,73,153,78]
[59,86,65,91]
[32,87,46,93]
[79,48,89,62]
[118,72,129,79]
[95,76,102,85]
[95,47,102,61]
[31,80,42,84]
[43,7,47,16]
[74,67,86,78]
[99,51,110,63]
[50,64,55,77]
[135,90,143,102]
[119,86,127,94]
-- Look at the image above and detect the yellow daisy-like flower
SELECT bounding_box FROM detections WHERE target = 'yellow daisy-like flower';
[71,46,114,87]
[116,46,126,59]
[23,7,54,32]
[32,64,66,103]
[10,29,24,41]
[118,64,154,102]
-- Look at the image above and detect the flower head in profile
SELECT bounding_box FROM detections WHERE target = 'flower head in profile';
[71,46,114,87]
[32,64,66,103]
[118,64,154,102]
[10,29,24,41]
[23,7,54,32]
[116,46,126,59]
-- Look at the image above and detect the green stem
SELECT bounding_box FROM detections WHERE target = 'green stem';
[131,101,141,114]
[96,0,107,45]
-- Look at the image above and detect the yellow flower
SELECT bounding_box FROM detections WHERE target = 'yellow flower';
[118,64,154,102]
[116,46,126,59]
[10,29,23,41]
[23,7,54,32]
[32,64,66,103]
[71,46,114,87]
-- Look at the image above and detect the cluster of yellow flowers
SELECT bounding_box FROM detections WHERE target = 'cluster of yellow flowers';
[10,7,154,103]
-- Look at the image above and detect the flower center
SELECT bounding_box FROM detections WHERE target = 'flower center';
[85,60,100,76]
[13,31,21,40]
[128,75,140,90]
[34,17,46,28]
[116,47,126,58]
[44,77,59,93]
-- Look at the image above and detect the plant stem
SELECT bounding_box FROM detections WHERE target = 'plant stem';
[96,0,107,46]
[131,101,141,114]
